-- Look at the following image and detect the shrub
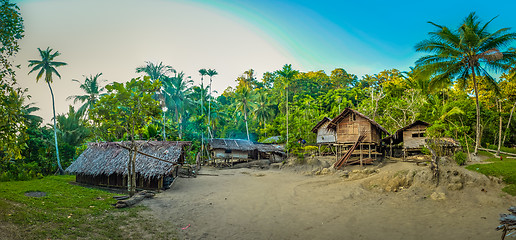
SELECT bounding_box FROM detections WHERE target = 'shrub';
[454,151,467,166]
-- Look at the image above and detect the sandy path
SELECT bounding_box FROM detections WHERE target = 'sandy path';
[144,163,515,240]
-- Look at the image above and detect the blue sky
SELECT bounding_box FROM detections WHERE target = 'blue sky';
[13,0,516,121]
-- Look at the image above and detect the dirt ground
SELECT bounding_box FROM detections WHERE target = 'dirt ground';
[144,159,515,240]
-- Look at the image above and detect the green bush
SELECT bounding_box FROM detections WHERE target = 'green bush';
[454,151,467,166]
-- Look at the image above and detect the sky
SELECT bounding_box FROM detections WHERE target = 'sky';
[11,0,516,122]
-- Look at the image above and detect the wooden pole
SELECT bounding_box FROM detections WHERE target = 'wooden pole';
[360,143,363,167]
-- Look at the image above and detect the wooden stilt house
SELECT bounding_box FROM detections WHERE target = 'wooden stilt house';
[311,117,336,155]
[326,108,390,168]
[66,141,191,190]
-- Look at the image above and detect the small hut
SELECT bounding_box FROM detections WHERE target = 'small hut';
[66,141,191,190]
[311,117,335,144]
[254,143,286,163]
[206,138,285,164]
[395,120,431,149]
[207,138,256,161]
[326,108,390,163]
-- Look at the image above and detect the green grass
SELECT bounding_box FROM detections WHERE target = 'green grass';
[466,155,516,196]
[0,175,176,239]
[487,145,516,154]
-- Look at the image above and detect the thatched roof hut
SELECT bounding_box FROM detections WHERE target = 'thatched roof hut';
[66,141,191,189]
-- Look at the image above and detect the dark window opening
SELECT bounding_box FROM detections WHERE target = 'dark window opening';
[412,132,426,138]
[225,149,232,153]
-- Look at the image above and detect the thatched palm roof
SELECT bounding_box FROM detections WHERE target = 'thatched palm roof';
[66,141,191,179]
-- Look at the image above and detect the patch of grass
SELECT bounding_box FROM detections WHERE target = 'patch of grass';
[0,175,176,239]
[466,157,516,196]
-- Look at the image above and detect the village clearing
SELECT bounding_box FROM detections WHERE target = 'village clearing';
[145,157,515,240]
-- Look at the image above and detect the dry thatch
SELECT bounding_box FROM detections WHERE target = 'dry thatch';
[66,141,191,179]
[254,143,286,156]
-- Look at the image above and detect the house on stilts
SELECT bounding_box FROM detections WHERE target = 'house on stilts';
[311,117,336,155]
[66,141,191,190]
[325,108,390,168]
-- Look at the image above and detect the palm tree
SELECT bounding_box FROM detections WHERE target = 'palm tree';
[275,64,299,153]
[66,73,107,117]
[415,12,516,154]
[207,69,218,138]
[254,91,273,127]
[28,47,67,174]
[198,68,208,160]
[233,86,257,140]
[136,61,175,82]
[162,72,194,139]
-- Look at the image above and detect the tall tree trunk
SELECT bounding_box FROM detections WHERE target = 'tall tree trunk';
[175,105,180,139]
[162,111,166,140]
[208,78,212,138]
[244,107,250,141]
[286,84,289,157]
[472,67,481,155]
[502,101,516,146]
[497,99,502,156]
[48,82,64,174]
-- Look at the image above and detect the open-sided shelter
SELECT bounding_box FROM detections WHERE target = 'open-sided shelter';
[66,141,191,190]
[207,138,285,164]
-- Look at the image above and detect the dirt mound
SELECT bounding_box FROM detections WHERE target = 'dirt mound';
[362,158,498,196]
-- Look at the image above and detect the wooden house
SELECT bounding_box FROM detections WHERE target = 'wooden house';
[207,138,285,164]
[311,117,335,144]
[383,120,430,157]
[65,141,191,190]
[326,108,390,164]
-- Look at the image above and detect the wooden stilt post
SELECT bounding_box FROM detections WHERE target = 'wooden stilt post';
[368,143,371,159]
[390,138,393,158]
[360,143,363,167]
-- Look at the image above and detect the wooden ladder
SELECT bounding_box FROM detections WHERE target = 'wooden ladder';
[333,135,366,170]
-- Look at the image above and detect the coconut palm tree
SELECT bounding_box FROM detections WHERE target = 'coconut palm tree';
[28,47,67,174]
[415,12,516,154]
[233,86,257,140]
[254,91,273,127]
[135,61,175,82]
[207,69,218,137]
[162,72,194,139]
[66,73,107,117]
[275,64,299,152]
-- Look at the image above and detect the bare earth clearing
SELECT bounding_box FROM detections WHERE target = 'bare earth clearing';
[144,160,515,240]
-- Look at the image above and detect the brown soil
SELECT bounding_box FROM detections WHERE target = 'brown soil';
[144,159,515,240]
